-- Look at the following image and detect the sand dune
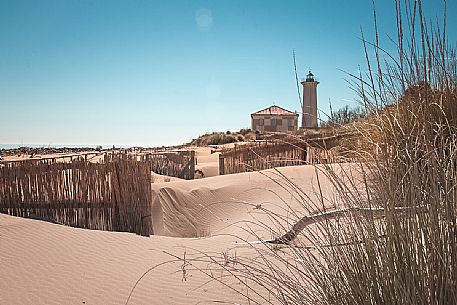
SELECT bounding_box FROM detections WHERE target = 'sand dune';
[0,164,343,305]
[151,165,333,238]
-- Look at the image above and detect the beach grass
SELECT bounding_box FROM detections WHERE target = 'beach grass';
[188,1,457,304]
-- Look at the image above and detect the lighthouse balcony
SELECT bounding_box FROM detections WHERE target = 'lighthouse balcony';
[301,77,319,83]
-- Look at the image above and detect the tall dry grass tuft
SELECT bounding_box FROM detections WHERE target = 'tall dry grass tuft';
[321,1,457,303]
[181,1,457,304]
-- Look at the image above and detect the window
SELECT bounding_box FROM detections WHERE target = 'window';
[288,118,294,127]
[258,119,264,126]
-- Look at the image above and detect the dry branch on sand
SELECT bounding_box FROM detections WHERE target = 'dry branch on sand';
[268,205,424,245]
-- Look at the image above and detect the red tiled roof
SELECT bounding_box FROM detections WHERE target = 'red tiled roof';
[251,105,298,116]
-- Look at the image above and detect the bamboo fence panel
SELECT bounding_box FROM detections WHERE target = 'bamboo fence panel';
[141,150,195,180]
[0,157,152,236]
[219,141,307,175]
[219,141,340,175]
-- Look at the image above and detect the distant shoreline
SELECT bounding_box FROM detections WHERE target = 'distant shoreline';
[0,144,131,150]
[0,143,190,158]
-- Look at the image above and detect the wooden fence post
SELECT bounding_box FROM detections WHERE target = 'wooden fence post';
[189,151,195,179]
[219,154,225,175]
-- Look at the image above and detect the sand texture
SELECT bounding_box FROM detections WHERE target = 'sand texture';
[0,164,346,304]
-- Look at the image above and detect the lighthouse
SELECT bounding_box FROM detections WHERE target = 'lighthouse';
[301,70,319,128]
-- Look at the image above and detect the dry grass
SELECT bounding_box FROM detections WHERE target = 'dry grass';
[176,1,457,304]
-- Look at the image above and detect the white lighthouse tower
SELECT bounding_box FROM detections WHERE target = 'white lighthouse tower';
[301,70,319,128]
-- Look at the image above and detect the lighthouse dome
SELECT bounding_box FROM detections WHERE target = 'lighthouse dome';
[306,70,315,82]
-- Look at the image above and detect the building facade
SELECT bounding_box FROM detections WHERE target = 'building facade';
[251,105,299,133]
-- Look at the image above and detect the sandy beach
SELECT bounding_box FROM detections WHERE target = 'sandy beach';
[0,158,338,305]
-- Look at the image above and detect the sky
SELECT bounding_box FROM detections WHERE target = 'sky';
[1,0,455,147]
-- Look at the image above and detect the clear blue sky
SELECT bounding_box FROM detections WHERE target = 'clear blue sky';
[1,0,455,147]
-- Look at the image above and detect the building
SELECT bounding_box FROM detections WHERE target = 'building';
[301,70,319,128]
[251,105,299,132]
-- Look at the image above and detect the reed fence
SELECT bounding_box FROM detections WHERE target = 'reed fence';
[219,141,338,175]
[0,157,152,236]
[141,150,195,180]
